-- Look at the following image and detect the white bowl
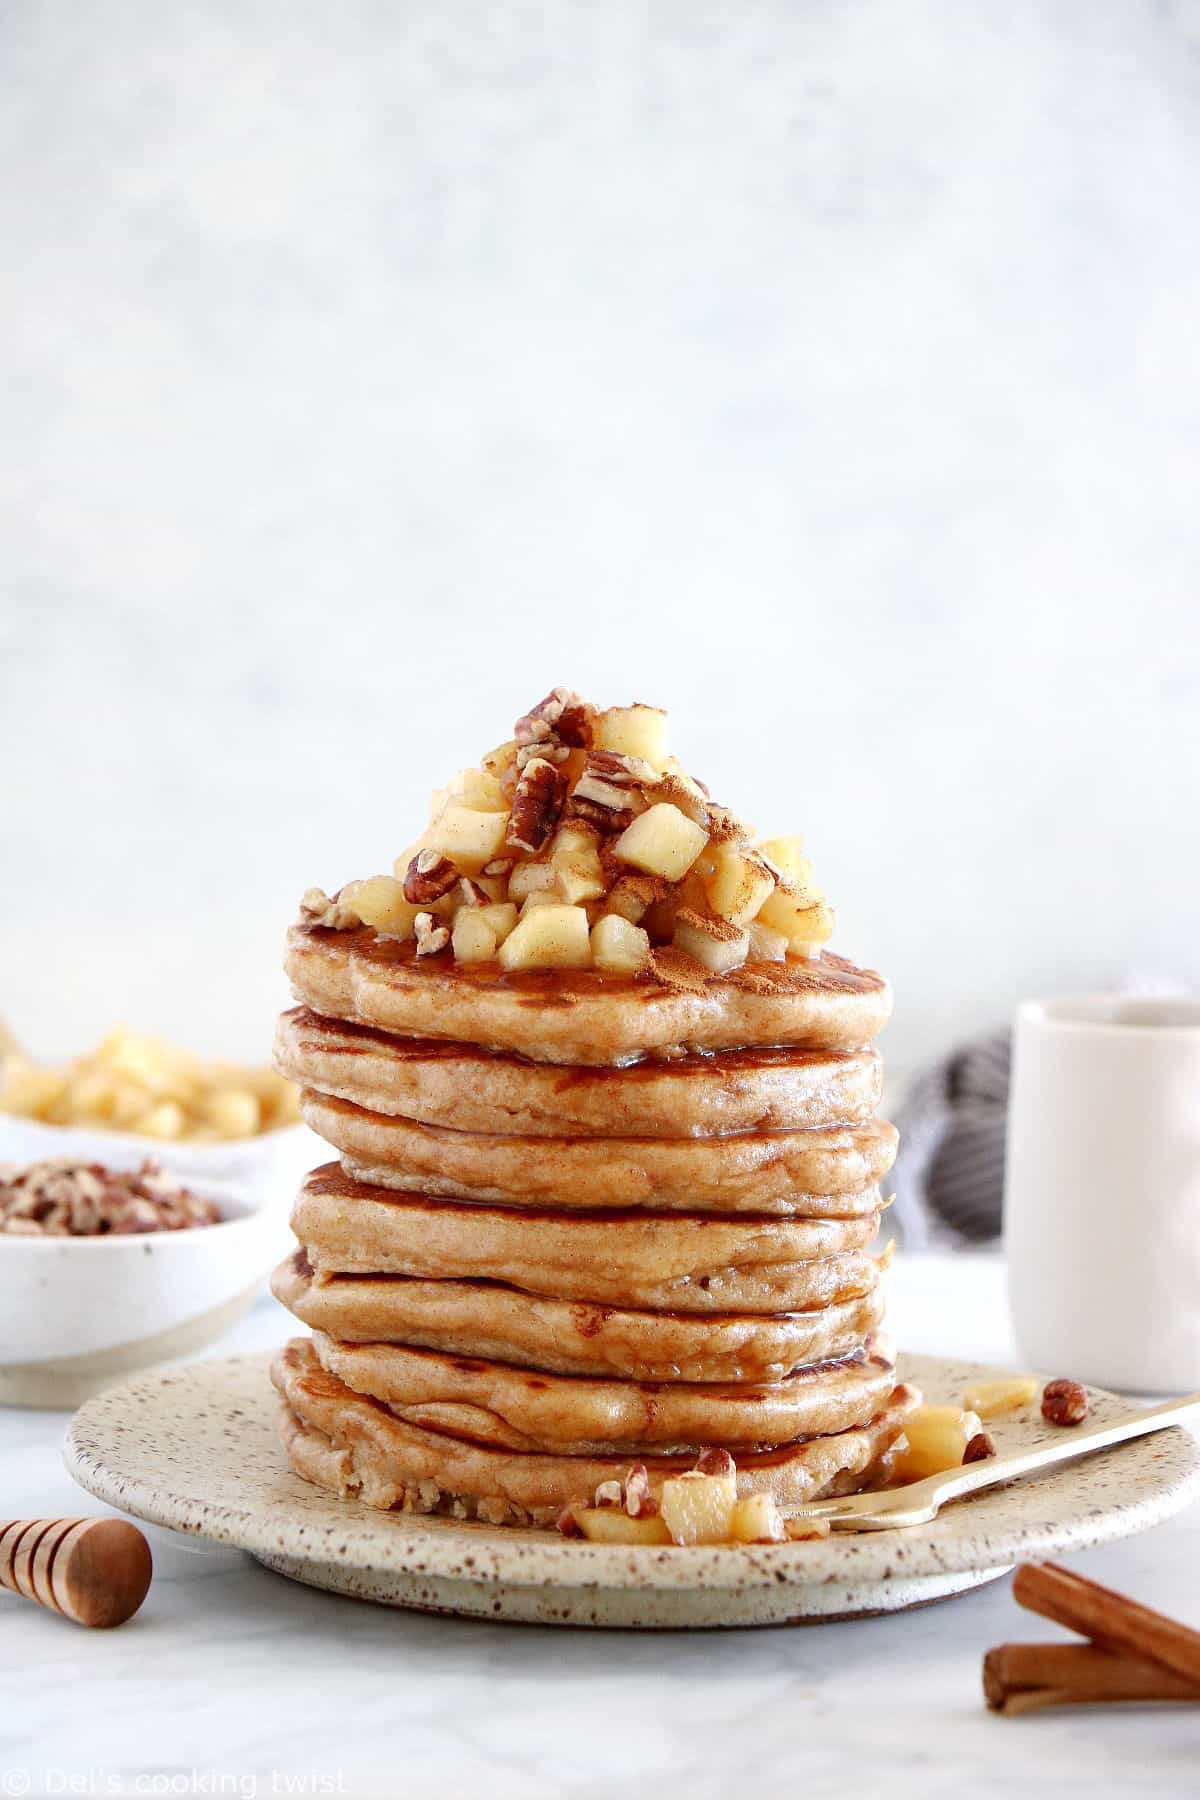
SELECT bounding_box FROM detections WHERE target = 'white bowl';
[0,1117,320,1408]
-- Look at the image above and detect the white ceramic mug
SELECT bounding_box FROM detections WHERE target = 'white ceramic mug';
[1006,995,1200,1392]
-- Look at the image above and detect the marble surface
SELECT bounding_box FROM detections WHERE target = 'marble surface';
[3,1253,1198,1797]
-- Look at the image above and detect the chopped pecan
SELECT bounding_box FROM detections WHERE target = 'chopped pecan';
[456,877,490,907]
[963,1432,997,1463]
[1041,1379,1089,1426]
[298,886,361,930]
[556,1506,584,1538]
[564,749,654,834]
[506,757,567,855]
[0,1157,219,1237]
[482,858,514,878]
[413,912,451,957]
[516,740,570,770]
[593,1479,623,1510]
[514,687,593,749]
[694,1447,736,1478]
[624,1465,660,1519]
[403,849,461,905]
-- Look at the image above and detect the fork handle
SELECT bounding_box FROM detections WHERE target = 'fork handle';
[0,1518,152,1628]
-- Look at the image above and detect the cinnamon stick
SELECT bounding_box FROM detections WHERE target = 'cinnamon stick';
[983,1642,1200,1715]
[1012,1562,1200,1690]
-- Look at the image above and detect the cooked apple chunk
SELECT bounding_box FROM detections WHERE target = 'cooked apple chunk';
[703,843,776,926]
[570,1507,672,1546]
[498,903,591,971]
[338,876,419,939]
[473,901,517,944]
[745,919,788,963]
[591,913,651,973]
[593,704,669,770]
[424,803,510,873]
[659,1469,738,1546]
[673,908,749,975]
[614,803,708,882]
[550,824,606,904]
[508,861,558,902]
[756,887,835,949]
[728,1494,786,1544]
[451,911,498,964]
[893,1406,984,1482]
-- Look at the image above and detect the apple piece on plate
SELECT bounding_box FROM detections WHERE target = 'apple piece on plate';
[571,1507,672,1546]
[498,903,592,971]
[659,1469,738,1546]
[614,804,709,882]
[893,1406,983,1482]
[593,705,669,770]
[728,1495,786,1544]
[591,913,651,973]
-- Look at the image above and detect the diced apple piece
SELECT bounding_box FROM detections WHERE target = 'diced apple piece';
[498,904,592,971]
[784,1514,832,1541]
[550,825,606,904]
[659,1470,738,1546]
[703,843,777,926]
[572,1507,672,1546]
[520,891,562,913]
[451,911,499,964]
[963,1375,1039,1419]
[591,913,651,974]
[339,876,419,940]
[424,804,510,874]
[614,804,708,882]
[893,1407,983,1482]
[0,1065,66,1119]
[508,861,558,902]
[745,920,788,963]
[594,705,669,770]
[134,1100,186,1140]
[474,902,517,945]
[728,1494,786,1544]
[757,888,835,948]
[205,1088,261,1139]
[758,836,805,876]
[449,767,508,812]
[673,909,749,975]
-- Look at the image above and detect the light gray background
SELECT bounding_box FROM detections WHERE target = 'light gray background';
[3,1,1198,1082]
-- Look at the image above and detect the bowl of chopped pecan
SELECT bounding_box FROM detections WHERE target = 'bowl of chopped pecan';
[0,1154,284,1408]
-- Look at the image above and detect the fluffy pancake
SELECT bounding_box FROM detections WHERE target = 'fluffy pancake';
[309,1330,897,1454]
[272,1251,887,1382]
[286,925,892,1066]
[275,1007,884,1138]
[294,1164,881,1313]
[303,1091,898,1214]
[273,1338,919,1524]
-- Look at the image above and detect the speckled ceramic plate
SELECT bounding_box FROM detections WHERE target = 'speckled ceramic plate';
[64,1351,1200,1628]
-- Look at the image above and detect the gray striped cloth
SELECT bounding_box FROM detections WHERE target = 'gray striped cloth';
[889,1033,1010,1249]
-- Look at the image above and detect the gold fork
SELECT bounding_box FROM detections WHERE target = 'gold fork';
[792,1391,1200,1533]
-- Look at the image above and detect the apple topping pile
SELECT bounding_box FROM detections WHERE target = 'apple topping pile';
[298,689,834,976]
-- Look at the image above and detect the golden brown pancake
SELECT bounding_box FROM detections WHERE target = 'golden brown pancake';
[273,1338,919,1524]
[275,1007,884,1138]
[309,1330,898,1454]
[294,1163,881,1314]
[286,925,892,1066]
[303,1091,898,1214]
[272,1251,888,1383]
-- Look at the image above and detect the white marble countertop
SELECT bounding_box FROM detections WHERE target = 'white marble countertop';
[3,1253,1198,1799]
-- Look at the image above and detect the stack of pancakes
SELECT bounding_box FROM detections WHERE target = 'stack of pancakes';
[270,926,915,1527]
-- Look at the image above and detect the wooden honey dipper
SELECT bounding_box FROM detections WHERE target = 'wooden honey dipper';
[0,1517,152,1627]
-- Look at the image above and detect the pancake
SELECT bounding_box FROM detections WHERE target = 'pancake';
[286,925,892,1066]
[303,1091,899,1214]
[274,1007,884,1138]
[272,1252,888,1382]
[273,1338,919,1524]
[294,1164,881,1314]
[309,1330,898,1454]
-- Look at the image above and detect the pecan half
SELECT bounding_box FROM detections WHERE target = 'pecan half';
[593,1479,623,1510]
[403,850,461,906]
[514,687,593,749]
[564,749,653,834]
[413,912,451,957]
[506,756,567,855]
[1041,1378,1089,1426]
